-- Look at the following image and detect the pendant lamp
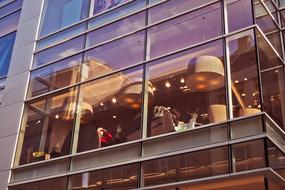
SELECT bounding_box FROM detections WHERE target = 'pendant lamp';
[118,79,154,110]
[186,55,224,92]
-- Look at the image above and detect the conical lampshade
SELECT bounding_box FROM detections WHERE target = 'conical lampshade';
[186,55,224,92]
[117,78,154,110]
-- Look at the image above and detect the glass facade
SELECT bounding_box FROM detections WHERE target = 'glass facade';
[8,0,285,189]
[17,0,285,161]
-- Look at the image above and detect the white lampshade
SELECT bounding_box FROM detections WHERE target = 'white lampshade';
[186,55,224,92]
[118,79,154,110]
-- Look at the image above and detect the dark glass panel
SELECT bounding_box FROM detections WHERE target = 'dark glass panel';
[228,30,261,117]
[142,146,229,187]
[149,2,222,59]
[226,0,254,32]
[69,164,138,190]
[232,140,266,172]
[77,66,143,152]
[147,40,226,137]
[9,177,67,190]
[39,0,90,36]
[281,10,285,27]
[0,32,16,77]
[261,68,285,130]
[19,88,77,165]
[267,140,285,177]
[83,31,145,80]
[266,32,282,57]
[29,54,82,98]
[178,176,265,190]
[256,29,282,70]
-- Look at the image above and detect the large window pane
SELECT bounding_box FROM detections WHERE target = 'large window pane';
[0,32,16,77]
[228,30,261,117]
[77,66,143,152]
[33,35,85,67]
[0,10,20,37]
[148,0,212,24]
[39,0,90,37]
[83,31,145,80]
[18,88,77,165]
[142,146,229,187]
[149,2,222,59]
[86,11,146,47]
[28,54,82,98]
[69,164,138,189]
[232,140,266,172]
[9,177,67,190]
[147,40,226,137]
[261,68,285,130]
[226,0,254,32]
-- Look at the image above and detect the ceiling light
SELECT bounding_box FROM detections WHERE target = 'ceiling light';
[165,82,171,88]
[112,98,117,103]
[180,78,185,83]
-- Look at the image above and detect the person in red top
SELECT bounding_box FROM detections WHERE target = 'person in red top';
[97,127,113,148]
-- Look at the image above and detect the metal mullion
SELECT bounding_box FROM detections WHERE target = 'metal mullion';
[140,3,150,186]
[222,0,234,121]
[254,27,265,113]
[70,38,86,155]
[224,37,233,119]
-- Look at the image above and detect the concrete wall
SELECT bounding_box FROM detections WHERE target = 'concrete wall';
[0,0,44,189]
